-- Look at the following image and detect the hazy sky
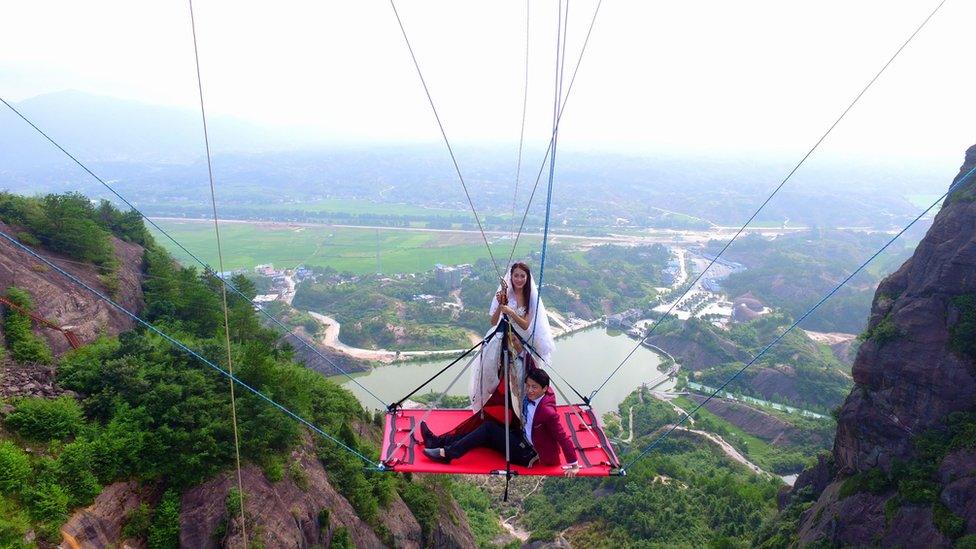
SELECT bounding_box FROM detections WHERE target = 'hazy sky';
[2,0,974,168]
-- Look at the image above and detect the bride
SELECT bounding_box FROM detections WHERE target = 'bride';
[469,261,555,414]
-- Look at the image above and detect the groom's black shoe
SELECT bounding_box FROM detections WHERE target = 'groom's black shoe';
[420,421,441,448]
[423,447,451,464]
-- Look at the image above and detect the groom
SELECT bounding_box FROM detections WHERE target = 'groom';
[421,367,581,477]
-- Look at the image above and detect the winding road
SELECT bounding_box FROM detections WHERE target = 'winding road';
[306,311,469,363]
[617,393,772,478]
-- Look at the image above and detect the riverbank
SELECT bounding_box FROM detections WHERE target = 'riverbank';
[336,326,670,413]
[307,306,602,365]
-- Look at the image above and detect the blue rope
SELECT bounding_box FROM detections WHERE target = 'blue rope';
[0,96,388,409]
[0,228,378,467]
[621,165,976,473]
[506,0,603,270]
[588,0,949,403]
[531,0,570,342]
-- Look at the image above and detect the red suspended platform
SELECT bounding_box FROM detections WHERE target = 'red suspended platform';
[381,405,621,477]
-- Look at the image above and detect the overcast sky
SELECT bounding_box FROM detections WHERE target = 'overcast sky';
[2,0,973,170]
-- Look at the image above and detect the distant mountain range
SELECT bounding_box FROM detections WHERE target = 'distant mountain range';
[0,90,951,229]
[0,90,300,167]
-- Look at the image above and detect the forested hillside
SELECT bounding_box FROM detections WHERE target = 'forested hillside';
[0,193,475,547]
[650,314,853,414]
[707,230,917,334]
[524,395,783,547]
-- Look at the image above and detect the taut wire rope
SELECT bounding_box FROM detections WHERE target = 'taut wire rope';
[387,0,503,280]
[621,166,976,472]
[510,0,531,241]
[0,228,378,467]
[530,0,570,345]
[0,99,389,409]
[506,0,603,269]
[588,0,950,402]
[187,0,247,542]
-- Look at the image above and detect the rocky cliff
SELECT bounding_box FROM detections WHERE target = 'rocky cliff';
[784,145,976,546]
[61,436,477,548]
[0,220,144,355]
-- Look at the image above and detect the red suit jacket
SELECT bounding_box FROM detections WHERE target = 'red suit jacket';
[529,387,579,466]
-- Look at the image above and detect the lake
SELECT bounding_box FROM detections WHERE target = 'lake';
[336,327,673,414]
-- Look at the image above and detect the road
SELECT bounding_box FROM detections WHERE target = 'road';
[619,392,770,478]
[673,247,688,286]
[152,216,803,247]
[281,273,297,304]
[306,308,599,363]
[306,311,470,363]
[668,426,771,478]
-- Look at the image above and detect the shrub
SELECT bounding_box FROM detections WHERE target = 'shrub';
[949,294,976,360]
[838,468,889,499]
[123,503,152,539]
[16,232,40,247]
[4,396,84,441]
[262,457,284,483]
[2,288,53,364]
[932,501,965,540]
[99,271,121,297]
[0,442,31,494]
[226,488,245,522]
[0,497,30,549]
[399,479,439,543]
[451,481,504,547]
[289,461,309,491]
[56,440,102,506]
[892,460,939,505]
[56,336,120,394]
[331,527,354,549]
[25,482,70,531]
[10,338,53,364]
[883,496,901,524]
[859,316,899,345]
[148,489,181,549]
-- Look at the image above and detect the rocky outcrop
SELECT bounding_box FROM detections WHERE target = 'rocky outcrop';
[686,394,826,448]
[430,496,477,548]
[0,362,71,399]
[285,327,369,377]
[645,331,747,372]
[180,436,475,549]
[787,145,976,545]
[0,221,144,356]
[834,146,976,474]
[60,481,154,549]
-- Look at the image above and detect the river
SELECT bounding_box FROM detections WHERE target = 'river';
[336,326,674,413]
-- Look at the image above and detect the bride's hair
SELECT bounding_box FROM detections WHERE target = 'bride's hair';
[510,262,532,314]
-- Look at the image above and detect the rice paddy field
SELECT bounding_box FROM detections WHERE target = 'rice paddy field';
[150,219,540,274]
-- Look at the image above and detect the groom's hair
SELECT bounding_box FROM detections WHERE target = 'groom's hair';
[526,367,550,389]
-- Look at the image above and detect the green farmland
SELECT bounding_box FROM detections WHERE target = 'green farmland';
[150,219,540,274]
[154,198,469,219]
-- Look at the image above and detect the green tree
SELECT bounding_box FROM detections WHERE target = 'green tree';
[2,287,53,364]
[4,396,83,441]
[148,489,181,549]
[39,193,116,268]
[0,442,31,494]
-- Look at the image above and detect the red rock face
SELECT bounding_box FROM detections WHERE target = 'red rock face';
[179,435,476,549]
[0,221,144,355]
[834,145,976,474]
[792,145,976,545]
